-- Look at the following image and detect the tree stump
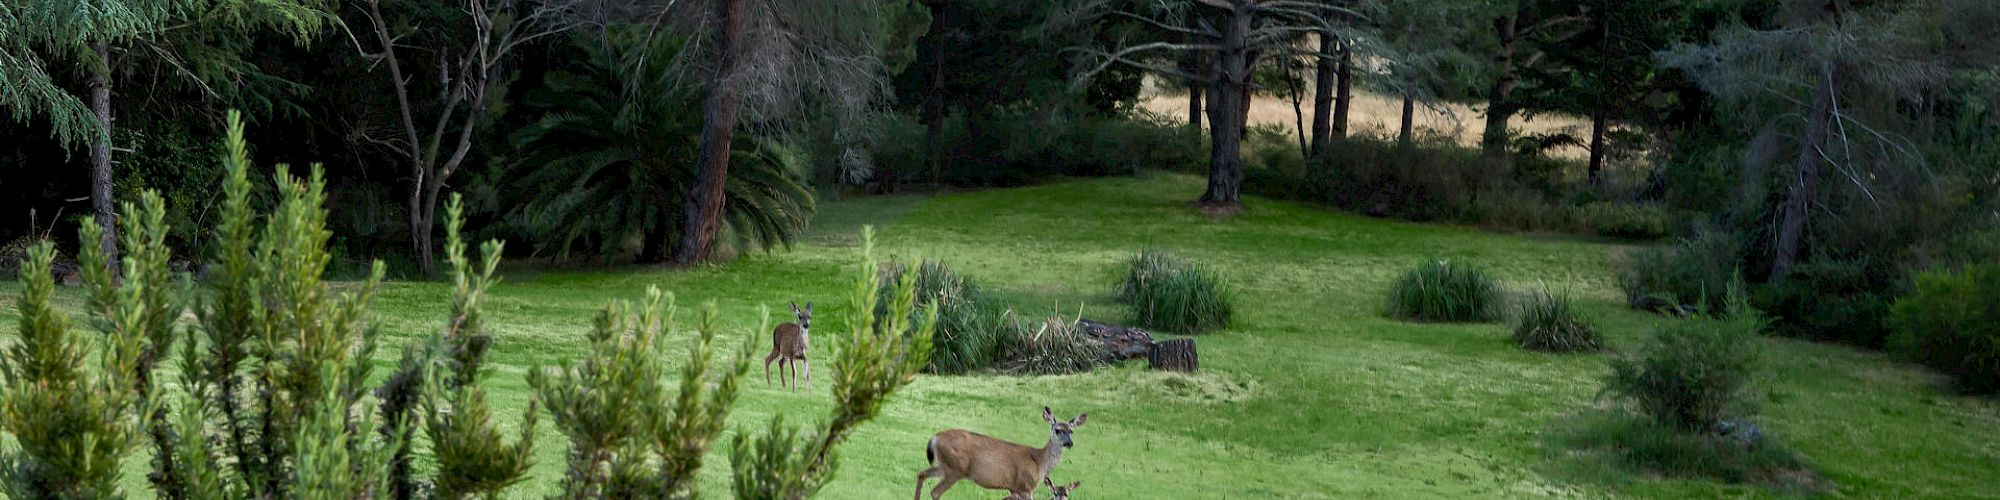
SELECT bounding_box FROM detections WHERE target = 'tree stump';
[1078,319,1155,362]
[1148,339,1198,372]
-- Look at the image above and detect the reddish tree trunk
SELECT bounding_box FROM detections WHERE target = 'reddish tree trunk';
[677,0,749,264]
[1771,65,1836,282]
[89,43,117,278]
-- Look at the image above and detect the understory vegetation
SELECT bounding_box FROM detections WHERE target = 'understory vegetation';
[1512,290,1601,353]
[1117,250,1234,334]
[1384,260,1503,323]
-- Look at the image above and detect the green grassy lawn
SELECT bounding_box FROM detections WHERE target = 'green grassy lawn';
[4,174,1998,498]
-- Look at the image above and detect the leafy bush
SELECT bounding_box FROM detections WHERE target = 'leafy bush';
[998,312,1105,376]
[1617,228,1744,316]
[502,28,813,262]
[1606,321,1759,430]
[1889,264,2000,393]
[1512,291,1601,353]
[1752,257,1900,348]
[881,260,1004,374]
[1385,260,1503,323]
[1578,202,1672,240]
[1117,250,1233,334]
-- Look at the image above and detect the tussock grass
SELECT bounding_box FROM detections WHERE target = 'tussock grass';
[1512,290,1601,353]
[881,260,1003,374]
[1384,260,1503,322]
[1116,249,1233,334]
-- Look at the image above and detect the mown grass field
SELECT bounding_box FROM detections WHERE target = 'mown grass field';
[4,174,1997,498]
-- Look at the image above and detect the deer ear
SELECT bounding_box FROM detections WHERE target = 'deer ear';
[1067,481,1082,491]
[805,302,812,312]
[1045,477,1055,488]
[1042,406,1054,423]
[1070,413,1088,427]
[790,302,801,314]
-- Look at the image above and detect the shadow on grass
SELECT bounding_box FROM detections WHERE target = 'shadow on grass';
[1545,409,1832,496]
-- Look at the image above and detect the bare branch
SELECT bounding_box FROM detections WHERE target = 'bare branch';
[1107,10,1220,39]
[1065,45,1217,85]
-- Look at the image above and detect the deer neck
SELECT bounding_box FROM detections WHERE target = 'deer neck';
[1035,434,1067,476]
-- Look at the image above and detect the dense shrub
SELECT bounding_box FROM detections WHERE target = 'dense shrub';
[872,107,1202,188]
[880,260,1005,374]
[1578,201,1672,240]
[1384,260,1503,322]
[1117,250,1234,334]
[1617,228,1744,316]
[1888,264,2000,393]
[998,312,1104,375]
[1606,321,1759,430]
[1512,291,1601,352]
[1752,258,1900,348]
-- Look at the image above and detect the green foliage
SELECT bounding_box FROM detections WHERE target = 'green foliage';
[1577,201,1672,240]
[873,108,1202,188]
[529,290,751,499]
[1511,290,1600,353]
[1117,249,1233,334]
[1555,412,1818,491]
[729,226,935,499]
[1752,258,1899,348]
[1617,228,1744,316]
[881,260,1003,374]
[1385,260,1502,323]
[998,312,1104,376]
[1889,264,2000,393]
[1246,135,1499,223]
[0,241,145,498]
[1606,320,1759,431]
[503,28,813,262]
[411,195,539,498]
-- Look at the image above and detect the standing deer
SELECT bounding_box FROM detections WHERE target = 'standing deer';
[765,301,811,389]
[914,406,1088,500]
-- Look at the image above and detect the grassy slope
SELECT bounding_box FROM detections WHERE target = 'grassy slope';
[2,174,1996,498]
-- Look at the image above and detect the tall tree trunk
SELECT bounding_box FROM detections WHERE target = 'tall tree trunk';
[1771,64,1836,282]
[1198,3,1251,208]
[1398,94,1415,146]
[1287,57,1307,157]
[1332,44,1353,139]
[1587,4,1610,185]
[1482,15,1519,158]
[1183,9,1204,132]
[1310,34,1335,156]
[1587,105,1607,184]
[1188,82,1204,131]
[677,0,749,264]
[89,42,117,278]
[922,0,946,186]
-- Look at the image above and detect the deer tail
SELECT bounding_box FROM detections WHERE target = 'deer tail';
[926,436,937,465]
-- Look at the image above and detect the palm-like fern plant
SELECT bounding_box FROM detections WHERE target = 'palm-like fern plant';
[505,28,814,263]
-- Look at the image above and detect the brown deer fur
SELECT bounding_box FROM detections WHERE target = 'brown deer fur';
[915,407,1087,500]
[765,301,811,389]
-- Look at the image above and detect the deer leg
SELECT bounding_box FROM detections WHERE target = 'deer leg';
[929,473,961,500]
[780,359,792,389]
[800,358,811,388]
[914,466,941,500]
[764,351,780,385]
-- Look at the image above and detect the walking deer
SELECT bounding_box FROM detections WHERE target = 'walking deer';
[765,301,811,389]
[914,406,1088,500]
